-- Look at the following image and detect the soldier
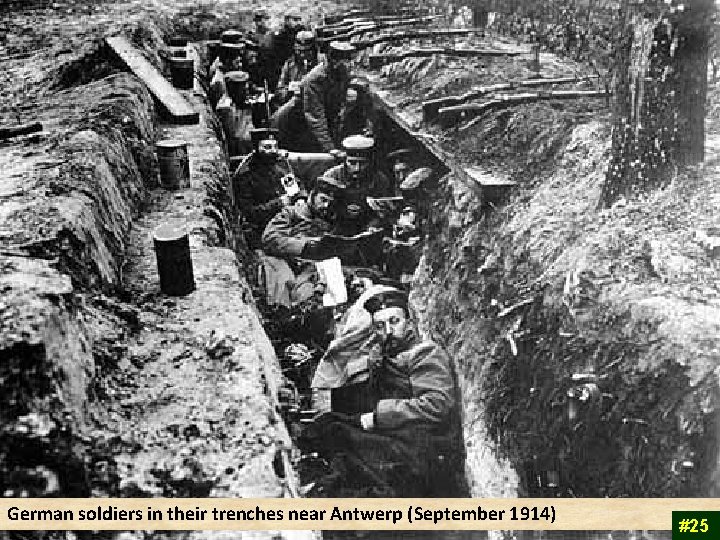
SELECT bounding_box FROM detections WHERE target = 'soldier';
[260,175,345,307]
[299,287,466,497]
[301,40,356,153]
[247,9,279,90]
[243,39,266,92]
[272,10,305,76]
[386,148,413,190]
[233,128,300,249]
[275,31,321,105]
[338,77,374,141]
[322,135,394,237]
[209,40,245,109]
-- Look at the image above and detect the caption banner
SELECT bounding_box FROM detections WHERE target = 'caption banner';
[1,498,718,531]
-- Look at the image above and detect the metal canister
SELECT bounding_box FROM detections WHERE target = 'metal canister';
[169,47,187,58]
[169,57,194,90]
[220,29,244,44]
[206,40,221,63]
[156,139,190,189]
[153,223,195,296]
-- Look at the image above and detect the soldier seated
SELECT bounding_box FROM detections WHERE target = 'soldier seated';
[275,31,322,106]
[259,175,344,308]
[323,135,394,238]
[233,128,301,249]
[299,288,467,498]
[386,148,413,190]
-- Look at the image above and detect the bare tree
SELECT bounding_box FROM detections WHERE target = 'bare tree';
[600,0,715,208]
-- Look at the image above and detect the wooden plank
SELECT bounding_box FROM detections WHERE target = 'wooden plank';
[368,85,514,202]
[422,75,600,122]
[105,35,199,125]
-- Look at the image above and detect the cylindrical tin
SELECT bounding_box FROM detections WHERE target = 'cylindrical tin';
[153,223,195,296]
[206,40,221,63]
[225,71,249,107]
[156,139,190,189]
[220,29,244,44]
[169,46,187,58]
[169,57,194,90]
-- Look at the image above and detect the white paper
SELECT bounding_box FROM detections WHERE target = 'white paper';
[315,257,347,307]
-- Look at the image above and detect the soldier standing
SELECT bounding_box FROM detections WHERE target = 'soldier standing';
[301,41,356,153]
[272,10,305,79]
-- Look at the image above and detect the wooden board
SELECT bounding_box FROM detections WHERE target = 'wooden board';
[367,82,516,203]
[105,35,199,125]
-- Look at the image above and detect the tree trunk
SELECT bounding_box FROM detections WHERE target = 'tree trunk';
[600,0,714,208]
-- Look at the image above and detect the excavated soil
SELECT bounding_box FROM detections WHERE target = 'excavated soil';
[360,15,717,539]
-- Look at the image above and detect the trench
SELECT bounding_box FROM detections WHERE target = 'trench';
[1,2,718,540]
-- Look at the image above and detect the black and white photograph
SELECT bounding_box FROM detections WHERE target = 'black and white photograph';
[0,0,718,538]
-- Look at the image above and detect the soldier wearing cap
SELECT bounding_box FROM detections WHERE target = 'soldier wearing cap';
[275,31,322,105]
[322,135,394,236]
[210,39,246,109]
[387,148,413,190]
[301,40,356,153]
[260,174,344,307]
[233,128,300,249]
[300,287,466,497]
[273,10,306,75]
[339,77,375,142]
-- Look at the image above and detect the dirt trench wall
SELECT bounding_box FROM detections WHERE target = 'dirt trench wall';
[0,69,156,495]
[410,117,720,499]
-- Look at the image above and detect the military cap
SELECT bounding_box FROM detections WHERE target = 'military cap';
[314,174,346,195]
[221,29,245,44]
[220,42,245,55]
[363,287,408,314]
[401,167,433,191]
[387,148,412,164]
[250,128,280,148]
[295,30,316,48]
[225,70,250,83]
[342,135,374,156]
[254,9,271,21]
[327,40,356,58]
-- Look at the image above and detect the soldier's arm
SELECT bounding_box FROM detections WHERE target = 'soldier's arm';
[261,207,309,258]
[373,344,454,430]
[303,77,335,153]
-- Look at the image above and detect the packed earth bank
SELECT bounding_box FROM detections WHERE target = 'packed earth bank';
[0,1,719,539]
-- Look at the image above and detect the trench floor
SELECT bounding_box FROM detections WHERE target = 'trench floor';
[88,89,310,540]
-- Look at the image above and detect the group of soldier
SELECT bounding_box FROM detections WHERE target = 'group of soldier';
[205,9,465,500]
